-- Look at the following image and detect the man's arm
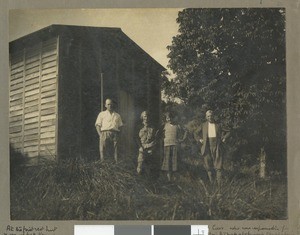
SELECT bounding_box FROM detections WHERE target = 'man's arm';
[95,113,102,136]
[96,125,101,137]
[221,124,230,143]
[194,123,203,143]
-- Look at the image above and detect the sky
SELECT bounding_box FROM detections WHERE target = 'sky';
[9,9,181,70]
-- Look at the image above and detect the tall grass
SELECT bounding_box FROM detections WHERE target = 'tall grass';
[10,154,287,220]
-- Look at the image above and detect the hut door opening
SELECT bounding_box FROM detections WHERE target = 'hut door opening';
[119,90,135,158]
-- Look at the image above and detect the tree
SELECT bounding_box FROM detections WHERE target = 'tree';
[164,8,286,173]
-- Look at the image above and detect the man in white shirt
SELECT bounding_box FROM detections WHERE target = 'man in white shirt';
[95,99,123,163]
[195,110,229,190]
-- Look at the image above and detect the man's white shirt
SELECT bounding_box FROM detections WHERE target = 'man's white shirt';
[208,122,216,138]
[95,110,123,132]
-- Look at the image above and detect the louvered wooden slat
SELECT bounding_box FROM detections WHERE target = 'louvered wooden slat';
[40,101,56,110]
[41,114,56,121]
[40,138,55,145]
[9,125,22,134]
[41,67,57,76]
[40,125,55,133]
[10,98,23,107]
[24,122,39,130]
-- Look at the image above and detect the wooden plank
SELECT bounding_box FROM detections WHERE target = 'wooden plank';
[41,114,56,121]
[41,73,56,81]
[41,77,56,87]
[42,50,57,58]
[10,104,23,112]
[40,119,56,127]
[42,54,57,64]
[25,66,40,75]
[27,151,39,158]
[25,89,39,97]
[41,67,57,75]
[10,93,23,101]
[41,84,56,93]
[41,102,56,110]
[41,90,56,98]
[24,128,39,136]
[24,93,39,102]
[40,144,56,151]
[10,54,23,65]
[25,89,40,98]
[43,37,58,47]
[10,115,23,122]
[10,77,23,86]
[10,109,24,117]
[10,71,23,81]
[10,88,23,96]
[10,99,23,108]
[24,116,39,124]
[10,136,23,143]
[11,66,24,75]
[11,142,23,149]
[24,122,39,130]
[24,105,38,113]
[41,101,56,110]
[24,146,39,152]
[9,125,22,134]
[9,120,23,128]
[41,96,56,104]
[40,125,55,133]
[24,134,39,141]
[25,60,40,70]
[25,99,39,108]
[25,83,40,92]
[11,61,24,70]
[42,61,57,70]
[41,107,55,116]
[25,50,40,60]
[40,131,55,139]
[42,44,57,53]
[10,82,24,91]
[24,111,39,119]
[25,72,40,82]
[40,138,55,145]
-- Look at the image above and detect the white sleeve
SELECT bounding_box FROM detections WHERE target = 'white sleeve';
[95,113,102,127]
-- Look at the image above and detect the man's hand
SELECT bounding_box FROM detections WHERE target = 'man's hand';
[139,147,144,152]
[199,139,204,144]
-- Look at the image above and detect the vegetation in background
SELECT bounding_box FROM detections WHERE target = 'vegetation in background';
[163,8,286,174]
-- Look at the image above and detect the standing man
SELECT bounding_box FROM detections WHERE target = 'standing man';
[195,110,230,190]
[95,99,123,163]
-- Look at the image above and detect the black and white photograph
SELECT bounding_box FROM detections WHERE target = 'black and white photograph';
[7,7,288,222]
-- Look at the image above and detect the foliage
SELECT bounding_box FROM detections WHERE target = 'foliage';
[163,8,286,171]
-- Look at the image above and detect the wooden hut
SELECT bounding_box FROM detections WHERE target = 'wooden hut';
[9,25,164,162]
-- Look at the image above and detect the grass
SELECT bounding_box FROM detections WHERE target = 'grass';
[10,152,287,220]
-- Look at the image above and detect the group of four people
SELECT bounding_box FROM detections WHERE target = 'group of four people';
[95,99,229,186]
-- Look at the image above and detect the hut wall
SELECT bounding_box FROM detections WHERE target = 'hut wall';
[9,37,59,160]
[56,33,83,160]
[9,25,163,162]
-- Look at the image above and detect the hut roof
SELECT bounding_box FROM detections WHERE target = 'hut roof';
[9,24,165,71]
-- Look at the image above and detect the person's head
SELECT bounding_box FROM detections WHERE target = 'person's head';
[165,112,175,123]
[140,111,149,122]
[105,99,114,112]
[205,110,215,123]
[140,111,149,126]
